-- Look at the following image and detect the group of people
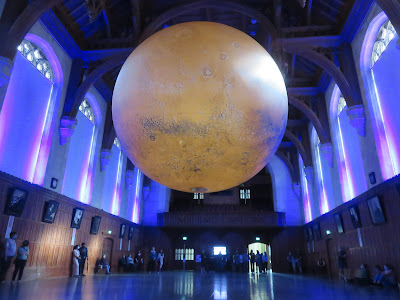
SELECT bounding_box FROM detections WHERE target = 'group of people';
[118,247,165,273]
[0,232,30,283]
[286,251,303,274]
[200,249,269,274]
[72,243,89,277]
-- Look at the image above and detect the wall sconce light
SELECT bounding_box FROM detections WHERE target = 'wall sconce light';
[326,230,331,235]
[182,236,187,241]
[107,230,112,234]
[256,237,260,241]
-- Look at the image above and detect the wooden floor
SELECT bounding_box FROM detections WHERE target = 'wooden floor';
[0,271,398,299]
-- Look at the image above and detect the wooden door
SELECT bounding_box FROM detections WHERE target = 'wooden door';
[102,238,113,263]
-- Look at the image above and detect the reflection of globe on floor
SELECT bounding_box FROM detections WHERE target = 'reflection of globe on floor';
[113,22,288,193]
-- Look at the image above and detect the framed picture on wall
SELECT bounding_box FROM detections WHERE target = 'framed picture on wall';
[4,187,28,217]
[120,224,126,238]
[349,205,362,229]
[334,213,344,234]
[313,223,322,241]
[42,200,59,223]
[70,207,84,229]
[307,227,314,241]
[367,196,386,225]
[90,216,101,234]
[128,227,134,240]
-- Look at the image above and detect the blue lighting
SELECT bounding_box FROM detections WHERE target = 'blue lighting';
[250,31,256,36]
[163,24,170,29]
[251,19,257,24]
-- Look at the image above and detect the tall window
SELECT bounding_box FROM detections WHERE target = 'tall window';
[62,96,99,204]
[101,137,125,215]
[333,91,367,202]
[311,128,331,214]
[0,38,59,184]
[299,154,312,223]
[362,14,400,180]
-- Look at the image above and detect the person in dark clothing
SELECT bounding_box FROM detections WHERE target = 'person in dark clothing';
[79,243,88,276]
[249,250,256,273]
[0,232,17,283]
[255,250,262,273]
[200,250,207,273]
[338,246,347,282]
[148,247,157,272]
[135,251,143,272]
[12,240,29,283]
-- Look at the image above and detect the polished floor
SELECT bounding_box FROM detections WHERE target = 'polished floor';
[0,271,398,300]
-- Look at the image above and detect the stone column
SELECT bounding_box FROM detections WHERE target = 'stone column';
[319,143,333,167]
[100,149,113,172]
[304,166,314,184]
[59,116,77,145]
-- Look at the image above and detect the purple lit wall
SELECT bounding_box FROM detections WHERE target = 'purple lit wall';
[61,111,94,204]
[0,53,52,183]
[267,155,303,225]
[102,144,123,215]
[141,180,170,226]
[299,155,313,223]
[371,35,400,177]
[337,108,367,201]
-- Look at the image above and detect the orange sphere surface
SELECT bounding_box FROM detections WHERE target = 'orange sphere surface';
[113,22,287,193]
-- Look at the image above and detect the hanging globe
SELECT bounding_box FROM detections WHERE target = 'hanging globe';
[113,22,288,193]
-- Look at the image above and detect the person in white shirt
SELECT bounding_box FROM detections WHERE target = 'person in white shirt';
[157,250,165,272]
[0,232,17,283]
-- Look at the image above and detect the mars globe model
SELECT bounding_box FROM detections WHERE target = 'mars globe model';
[112,22,288,193]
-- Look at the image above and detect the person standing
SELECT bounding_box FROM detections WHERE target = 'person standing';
[135,250,143,272]
[148,247,157,272]
[338,246,347,282]
[79,243,88,276]
[200,250,207,273]
[249,250,256,273]
[262,252,268,273]
[72,245,80,277]
[157,249,165,272]
[0,232,17,283]
[255,250,262,273]
[12,240,29,283]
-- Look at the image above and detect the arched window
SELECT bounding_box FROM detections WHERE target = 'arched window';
[0,37,62,185]
[79,99,95,123]
[62,93,102,204]
[331,89,367,202]
[361,12,400,180]
[371,20,396,67]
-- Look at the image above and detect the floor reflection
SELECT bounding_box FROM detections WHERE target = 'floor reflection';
[0,271,399,300]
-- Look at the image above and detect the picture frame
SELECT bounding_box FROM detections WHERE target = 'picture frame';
[307,227,314,241]
[334,213,344,234]
[313,223,322,241]
[4,187,28,217]
[119,224,126,238]
[349,205,362,229]
[367,196,386,225]
[128,226,134,240]
[90,216,101,234]
[70,207,84,229]
[42,200,59,223]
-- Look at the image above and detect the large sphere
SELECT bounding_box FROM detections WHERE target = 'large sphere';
[113,22,287,193]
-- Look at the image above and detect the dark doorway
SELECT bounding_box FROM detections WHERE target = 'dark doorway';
[102,238,114,263]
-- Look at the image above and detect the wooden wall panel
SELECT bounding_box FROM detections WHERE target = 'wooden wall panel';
[273,175,400,279]
[0,172,140,281]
